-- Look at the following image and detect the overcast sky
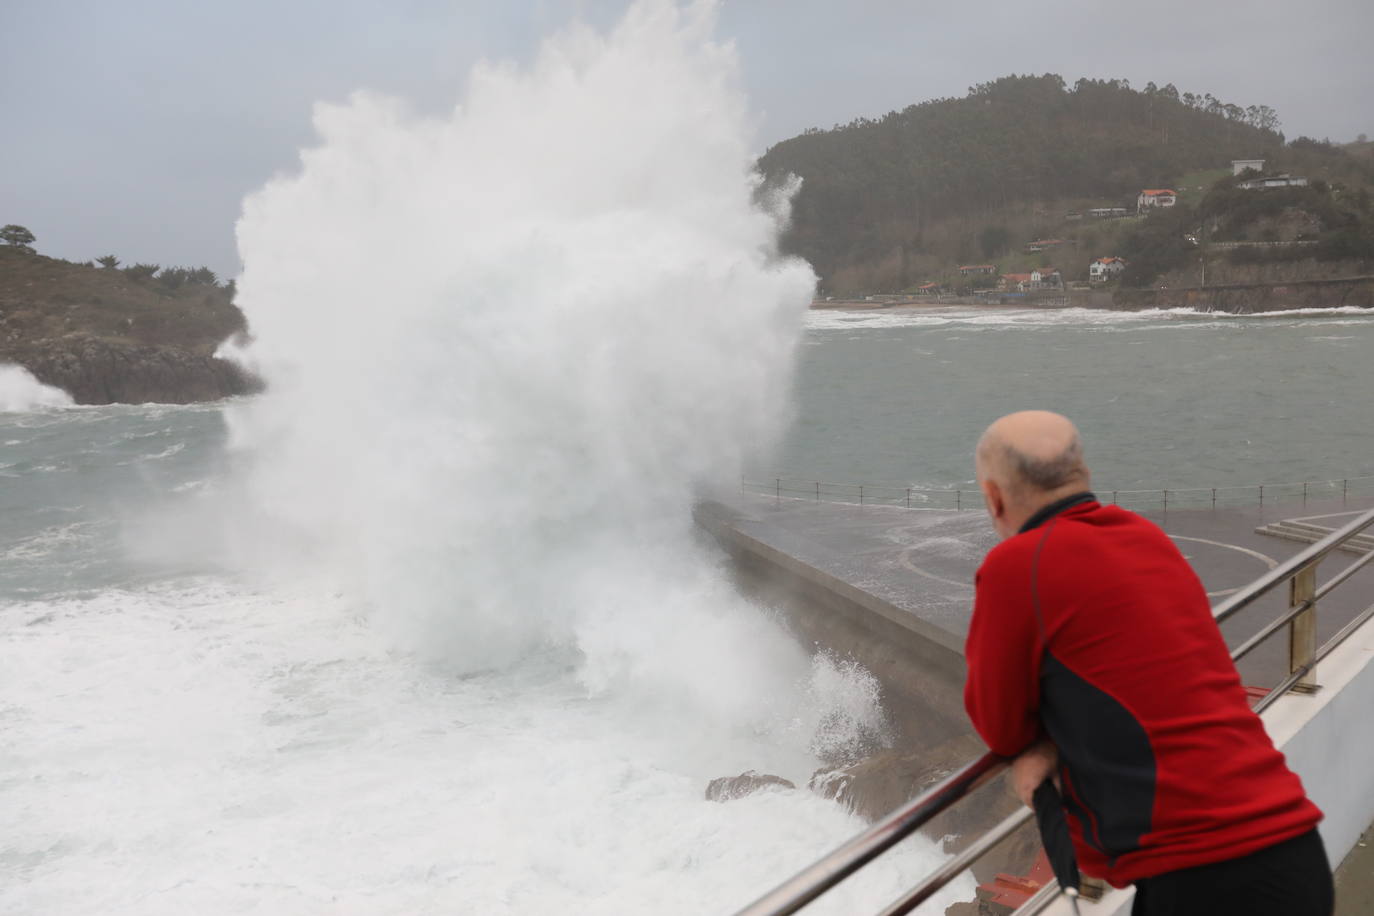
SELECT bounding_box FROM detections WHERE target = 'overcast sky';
[4,0,1371,277]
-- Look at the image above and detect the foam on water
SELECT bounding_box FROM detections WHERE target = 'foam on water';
[803,304,1374,332]
[0,364,74,412]
[0,579,968,915]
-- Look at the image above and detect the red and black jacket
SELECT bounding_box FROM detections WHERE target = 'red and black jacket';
[964,493,1322,887]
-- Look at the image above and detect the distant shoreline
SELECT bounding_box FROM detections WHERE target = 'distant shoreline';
[813,275,1374,314]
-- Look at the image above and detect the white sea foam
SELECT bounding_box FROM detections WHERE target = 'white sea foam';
[0,581,970,914]
[0,364,73,412]
[803,304,1374,332]
[218,0,865,739]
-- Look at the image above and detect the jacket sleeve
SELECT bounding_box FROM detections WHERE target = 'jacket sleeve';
[964,546,1044,757]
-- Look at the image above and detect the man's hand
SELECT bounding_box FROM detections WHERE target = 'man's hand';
[1010,739,1059,807]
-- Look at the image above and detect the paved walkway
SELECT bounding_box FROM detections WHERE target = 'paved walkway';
[715,490,1374,688]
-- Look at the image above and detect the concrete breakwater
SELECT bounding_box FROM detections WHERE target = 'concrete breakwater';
[1112,275,1374,312]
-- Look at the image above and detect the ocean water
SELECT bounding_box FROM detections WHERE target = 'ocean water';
[772,305,1374,491]
[1,4,968,914]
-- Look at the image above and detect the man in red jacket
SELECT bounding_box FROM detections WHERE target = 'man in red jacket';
[965,410,1332,915]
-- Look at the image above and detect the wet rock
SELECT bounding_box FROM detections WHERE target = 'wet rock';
[808,734,986,822]
[10,336,258,405]
[808,733,1040,885]
[705,770,796,802]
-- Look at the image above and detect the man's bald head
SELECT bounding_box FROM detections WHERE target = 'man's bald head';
[975,412,1090,537]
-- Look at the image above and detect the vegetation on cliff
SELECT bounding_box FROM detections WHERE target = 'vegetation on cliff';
[757,74,1374,294]
[0,237,255,404]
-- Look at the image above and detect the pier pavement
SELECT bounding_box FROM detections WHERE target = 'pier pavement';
[707,489,1374,697]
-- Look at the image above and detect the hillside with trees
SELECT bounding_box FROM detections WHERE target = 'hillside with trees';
[0,232,254,403]
[758,74,1374,294]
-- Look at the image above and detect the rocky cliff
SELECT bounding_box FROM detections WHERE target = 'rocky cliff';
[0,247,257,404]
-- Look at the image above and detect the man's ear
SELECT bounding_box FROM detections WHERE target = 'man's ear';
[981,478,1006,523]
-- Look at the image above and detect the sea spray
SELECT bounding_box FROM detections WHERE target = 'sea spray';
[224,2,882,751]
[0,364,74,411]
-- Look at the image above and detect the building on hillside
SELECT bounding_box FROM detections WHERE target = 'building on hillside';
[914,282,945,296]
[1087,207,1131,219]
[1089,257,1127,282]
[958,264,997,276]
[1237,174,1310,190]
[1024,238,1068,253]
[1137,189,1178,212]
[1232,158,1266,175]
[1030,267,1063,291]
[1000,272,1033,292]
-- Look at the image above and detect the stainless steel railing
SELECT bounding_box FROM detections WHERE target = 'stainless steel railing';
[732,504,1374,916]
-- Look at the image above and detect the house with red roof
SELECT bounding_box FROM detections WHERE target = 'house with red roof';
[1090,257,1127,282]
[1000,272,1033,292]
[1137,188,1178,212]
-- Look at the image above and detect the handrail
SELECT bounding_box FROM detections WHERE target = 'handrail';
[732,504,1374,916]
[731,754,1005,916]
[1211,505,1374,624]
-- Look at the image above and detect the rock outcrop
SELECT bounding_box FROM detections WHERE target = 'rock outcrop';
[0,247,257,404]
[809,734,1041,886]
[705,771,797,802]
[10,337,256,405]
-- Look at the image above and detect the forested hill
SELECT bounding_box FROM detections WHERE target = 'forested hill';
[757,74,1359,293]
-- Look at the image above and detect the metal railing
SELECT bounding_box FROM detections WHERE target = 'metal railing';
[732,504,1374,916]
[742,474,1374,513]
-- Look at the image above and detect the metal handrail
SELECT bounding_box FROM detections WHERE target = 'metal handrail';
[732,504,1374,916]
[732,754,1006,916]
[1211,505,1374,624]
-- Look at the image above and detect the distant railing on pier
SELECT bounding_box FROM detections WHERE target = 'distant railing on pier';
[741,474,1374,512]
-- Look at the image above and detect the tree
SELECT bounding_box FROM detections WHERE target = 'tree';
[1,224,36,252]
[979,225,1011,258]
[124,263,160,281]
[97,254,120,269]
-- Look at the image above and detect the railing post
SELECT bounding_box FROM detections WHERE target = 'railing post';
[776,477,781,501]
[905,487,911,509]
[956,489,962,511]
[816,481,820,502]
[1344,479,1349,502]
[1259,485,1264,507]
[1163,489,1168,512]
[1112,490,1118,505]
[1212,487,1217,509]
[1303,481,1308,505]
[1289,562,1319,693]
[859,485,864,506]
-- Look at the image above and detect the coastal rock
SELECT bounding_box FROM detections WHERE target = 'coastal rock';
[809,733,1040,885]
[705,770,796,802]
[8,336,257,405]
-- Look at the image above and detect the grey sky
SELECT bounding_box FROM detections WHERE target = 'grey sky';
[4,0,1371,277]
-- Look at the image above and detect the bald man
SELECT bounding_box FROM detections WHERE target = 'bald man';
[964,411,1331,916]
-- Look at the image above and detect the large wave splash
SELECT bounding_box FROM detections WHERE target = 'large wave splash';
[223,2,882,748]
[0,364,74,412]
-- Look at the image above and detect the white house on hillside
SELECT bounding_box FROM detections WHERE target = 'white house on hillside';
[1030,267,1063,291]
[1238,174,1310,190]
[1090,257,1127,282]
[1232,158,1266,175]
[1137,189,1177,212]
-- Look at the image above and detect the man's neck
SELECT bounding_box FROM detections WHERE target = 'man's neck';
[1016,488,1097,534]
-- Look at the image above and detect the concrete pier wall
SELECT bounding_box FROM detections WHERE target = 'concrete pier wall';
[694,500,971,747]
